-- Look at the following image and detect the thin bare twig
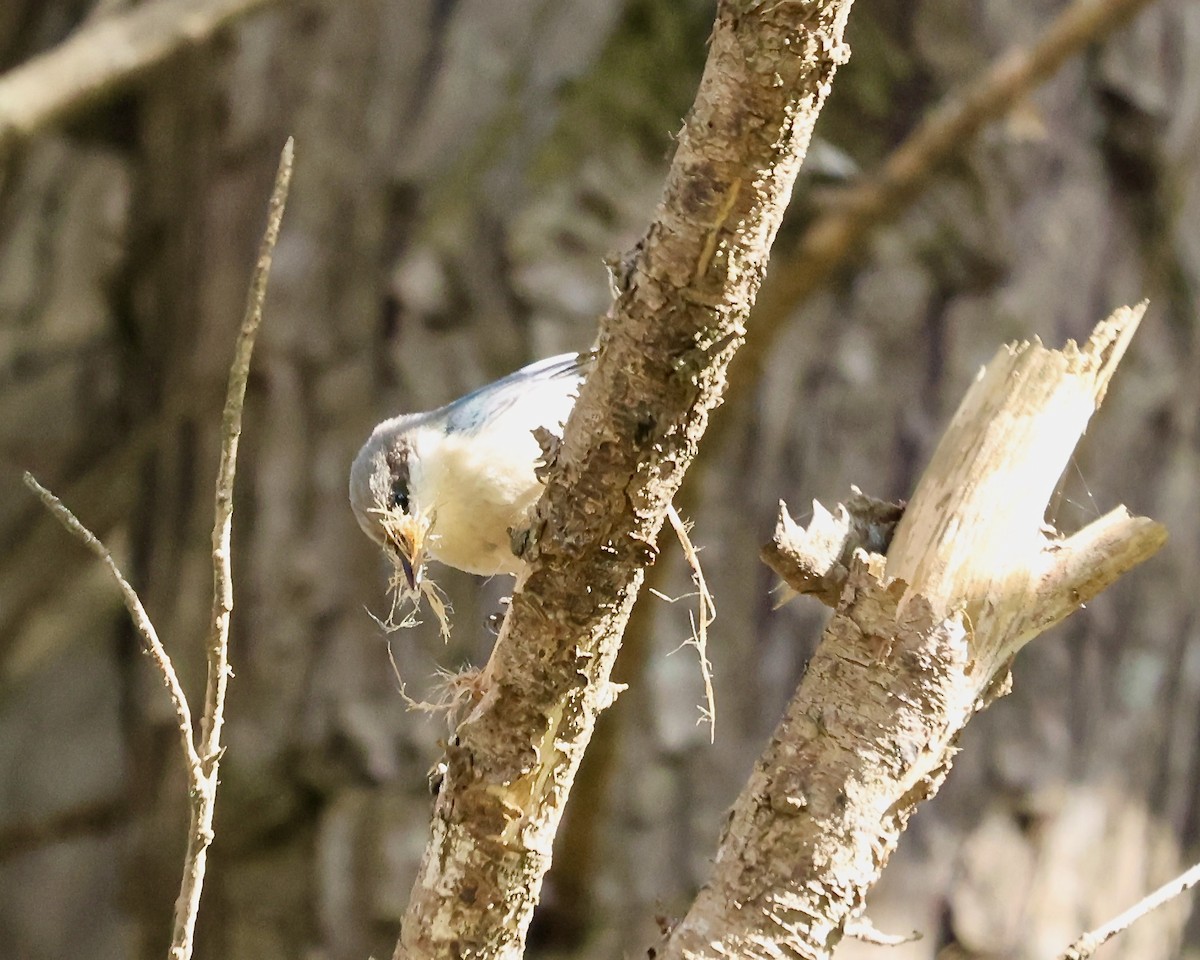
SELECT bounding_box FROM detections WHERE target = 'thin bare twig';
[0,0,282,162]
[27,138,293,960]
[844,916,922,947]
[168,137,292,960]
[1058,860,1200,960]
[202,135,292,762]
[21,472,203,780]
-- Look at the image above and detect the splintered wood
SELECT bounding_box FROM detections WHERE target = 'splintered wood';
[662,305,1167,960]
[884,302,1165,669]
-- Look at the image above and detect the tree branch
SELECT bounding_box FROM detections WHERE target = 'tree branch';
[22,472,203,778]
[395,2,857,958]
[170,136,292,960]
[22,139,291,960]
[201,136,292,763]
[0,0,283,163]
[739,0,1163,383]
[1058,859,1200,960]
[1020,506,1166,650]
[657,305,1165,960]
[761,490,905,607]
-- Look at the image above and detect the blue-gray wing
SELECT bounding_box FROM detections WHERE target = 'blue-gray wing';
[442,351,593,435]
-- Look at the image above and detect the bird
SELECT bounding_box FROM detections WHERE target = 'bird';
[349,351,592,592]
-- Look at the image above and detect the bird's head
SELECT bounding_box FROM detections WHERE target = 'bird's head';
[349,421,433,595]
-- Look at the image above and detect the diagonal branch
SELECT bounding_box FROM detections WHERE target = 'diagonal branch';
[22,472,202,780]
[0,0,284,163]
[395,2,858,958]
[1019,506,1166,650]
[1058,859,1200,960]
[738,0,1163,384]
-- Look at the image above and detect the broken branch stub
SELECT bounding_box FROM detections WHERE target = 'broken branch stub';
[659,305,1165,960]
[762,488,905,607]
[885,301,1164,670]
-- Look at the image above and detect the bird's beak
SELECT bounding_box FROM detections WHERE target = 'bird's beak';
[397,548,420,592]
[378,510,429,596]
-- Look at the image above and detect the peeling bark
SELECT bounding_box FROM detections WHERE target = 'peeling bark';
[395,2,856,958]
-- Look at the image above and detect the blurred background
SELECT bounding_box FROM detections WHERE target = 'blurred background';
[1,0,1198,958]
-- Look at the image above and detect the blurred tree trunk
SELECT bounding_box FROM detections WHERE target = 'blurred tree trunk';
[1,1,1198,959]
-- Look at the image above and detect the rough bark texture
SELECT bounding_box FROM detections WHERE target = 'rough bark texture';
[659,308,1165,960]
[667,561,979,960]
[2,0,1199,958]
[396,3,855,957]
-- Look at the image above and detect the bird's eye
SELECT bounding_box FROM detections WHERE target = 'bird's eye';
[390,487,409,513]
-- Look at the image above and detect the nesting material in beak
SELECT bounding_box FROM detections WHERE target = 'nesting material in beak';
[378,510,429,593]
[375,508,452,641]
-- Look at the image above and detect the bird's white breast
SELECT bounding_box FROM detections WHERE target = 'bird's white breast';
[408,425,544,576]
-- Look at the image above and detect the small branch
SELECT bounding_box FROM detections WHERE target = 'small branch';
[666,504,717,742]
[168,138,292,960]
[0,0,282,162]
[844,915,922,947]
[22,472,202,780]
[1058,860,1200,960]
[201,135,292,762]
[1,426,156,652]
[1014,506,1167,655]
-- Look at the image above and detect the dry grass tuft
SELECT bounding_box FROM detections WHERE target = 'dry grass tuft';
[384,643,487,725]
